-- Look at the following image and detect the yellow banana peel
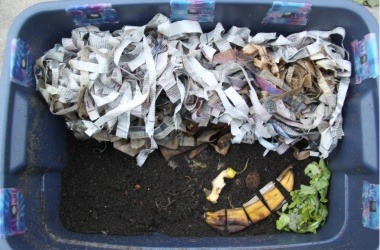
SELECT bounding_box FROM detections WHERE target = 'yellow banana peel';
[204,166,294,234]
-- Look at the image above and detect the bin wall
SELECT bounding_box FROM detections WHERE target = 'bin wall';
[0,0,378,249]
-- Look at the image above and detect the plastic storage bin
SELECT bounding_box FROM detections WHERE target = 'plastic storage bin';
[0,0,379,248]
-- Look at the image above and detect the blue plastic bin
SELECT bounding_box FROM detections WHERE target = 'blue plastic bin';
[0,0,379,248]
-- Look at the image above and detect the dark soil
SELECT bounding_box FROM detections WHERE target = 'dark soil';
[60,132,313,237]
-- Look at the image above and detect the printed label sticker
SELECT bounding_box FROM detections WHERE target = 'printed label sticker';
[352,33,379,84]
[10,39,34,87]
[0,188,27,237]
[362,181,379,230]
[171,0,215,22]
[66,3,119,26]
[262,1,312,25]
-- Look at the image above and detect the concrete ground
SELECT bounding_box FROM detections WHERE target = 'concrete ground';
[0,0,378,77]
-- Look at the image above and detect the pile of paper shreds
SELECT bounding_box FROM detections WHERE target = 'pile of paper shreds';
[34,14,351,166]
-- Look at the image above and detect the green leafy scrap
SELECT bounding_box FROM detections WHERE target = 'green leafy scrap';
[276,159,331,233]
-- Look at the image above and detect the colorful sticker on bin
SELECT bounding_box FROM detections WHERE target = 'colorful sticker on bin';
[10,38,34,87]
[170,0,215,22]
[362,181,379,230]
[262,2,312,25]
[351,33,379,84]
[66,3,119,26]
[0,188,27,237]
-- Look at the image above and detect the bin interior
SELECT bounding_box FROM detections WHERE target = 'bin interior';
[0,0,379,249]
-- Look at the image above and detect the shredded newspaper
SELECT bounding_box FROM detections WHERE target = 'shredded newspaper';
[34,14,351,166]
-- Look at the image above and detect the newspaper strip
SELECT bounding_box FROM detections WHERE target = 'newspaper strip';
[34,13,352,166]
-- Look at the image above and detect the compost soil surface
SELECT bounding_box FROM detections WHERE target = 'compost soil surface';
[61,132,313,237]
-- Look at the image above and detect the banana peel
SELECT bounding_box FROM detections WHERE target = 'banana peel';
[207,167,237,203]
[204,166,294,234]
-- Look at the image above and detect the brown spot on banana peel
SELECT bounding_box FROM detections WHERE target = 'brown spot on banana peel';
[204,209,226,233]
[204,208,252,234]
[226,208,252,233]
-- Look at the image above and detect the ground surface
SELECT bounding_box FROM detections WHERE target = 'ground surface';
[61,133,313,236]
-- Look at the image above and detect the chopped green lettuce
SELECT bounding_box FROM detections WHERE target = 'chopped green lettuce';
[276,159,331,233]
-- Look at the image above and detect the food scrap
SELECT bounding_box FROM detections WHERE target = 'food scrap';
[207,167,237,204]
[245,170,260,190]
[276,159,331,233]
[204,166,294,234]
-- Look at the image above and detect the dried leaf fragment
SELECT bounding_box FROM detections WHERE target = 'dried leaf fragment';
[245,170,260,190]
